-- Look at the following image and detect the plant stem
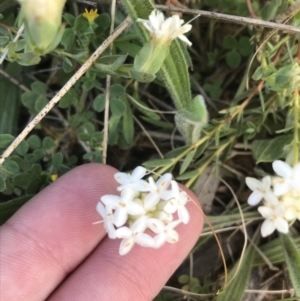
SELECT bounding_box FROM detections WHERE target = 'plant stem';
[293,88,299,166]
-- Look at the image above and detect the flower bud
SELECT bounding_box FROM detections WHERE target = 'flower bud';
[18,0,67,54]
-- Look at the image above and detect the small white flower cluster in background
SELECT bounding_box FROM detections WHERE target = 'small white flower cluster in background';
[246,160,300,237]
[96,166,190,255]
[137,10,192,46]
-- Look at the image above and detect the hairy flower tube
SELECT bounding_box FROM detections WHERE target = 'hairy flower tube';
[130,10,192,80]
[246,160,300,237]
[18,0,66,54]
[96,166,190,255]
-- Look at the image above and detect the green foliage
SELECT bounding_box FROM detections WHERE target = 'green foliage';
[280,234,300,297]
[252,136,293,163]
[223,35,253,69]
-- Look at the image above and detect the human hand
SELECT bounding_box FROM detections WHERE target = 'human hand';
[0,164,203,301]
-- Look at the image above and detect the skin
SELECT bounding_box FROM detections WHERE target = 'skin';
[0,164,203,301]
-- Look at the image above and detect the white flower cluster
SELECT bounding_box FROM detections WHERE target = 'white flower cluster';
[246,160,300,237]
[137,10,192,46]
[96,166,190,255]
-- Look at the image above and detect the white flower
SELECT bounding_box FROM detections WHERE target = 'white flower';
[282,190,300,221]
[258,202,289,237]
[115,216,154,255]
[163,180,190,224]
[101,188,145,227]
[114,166,149,192]
[147,218,181,248]
[96,202,116,239]
[144,173,173,209]
[272,160,300,196]
[137,10,192,46]
[245,176,278,206]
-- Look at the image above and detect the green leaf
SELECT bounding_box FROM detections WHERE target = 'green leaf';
[0,195,32,225]
[142,158,174,168]
[0,63,21,136]
[226,50,241,69]
[74,15,90,33]
[21,91,36,108]
[215,231,259,301]
[122,100,134,145]
[24,153,37,163]
[110,84,126,98]
[130,69,156,83]
[12,172,32,188]
[0,36,9,46]
[35,95,48,112]
[0,134,14,148]
[63,12,76,26]
[3,160,19,174]
[0,177,6,192]
[223,35,237,49]
[252,66,263,81]
[27,135,41,149]
[110,98,126,116]
[31,81,47,94]
[115,42,141,57]
[280,234,300,297]
[59,88,77,108]
[252,136,293,163]
[52,152,63,169]
[180,149,196,175]
[61,28,75,50]
[16,140,29,156]
[42,137,55,149]
[93,94,106,112]
[165,146,189,158]
[238,37,253,56]
[176,169,199,180]
[94,13,111,33]
[127,94,161,121]
[111,55,127,70]
[108,114,121,135]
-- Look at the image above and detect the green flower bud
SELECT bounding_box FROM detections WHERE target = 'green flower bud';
[175,95,209,144]
[132,40,169,77]
[18,0,67,54]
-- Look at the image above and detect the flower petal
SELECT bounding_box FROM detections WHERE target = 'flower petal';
[257,206,273,218]
[164,199,178,214]
[247,190,263,206]
[261,219,275,237]
[153,233,167,248]
[131,166,147,180]
[274,217,289,234]
[115,226,132,238]
[144,193,160,209]
[127,201,145,215]
[101,195,120,208]
[178,205,190,224]
[135,233,154,247]
[119,237,135,255]
[273,160,292,178]
[245,177,261,191]
[147,218,165,234]
[165,229,179,243]
[114,206,128,227]
[96,202,106,219]
[264,191,279,205]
